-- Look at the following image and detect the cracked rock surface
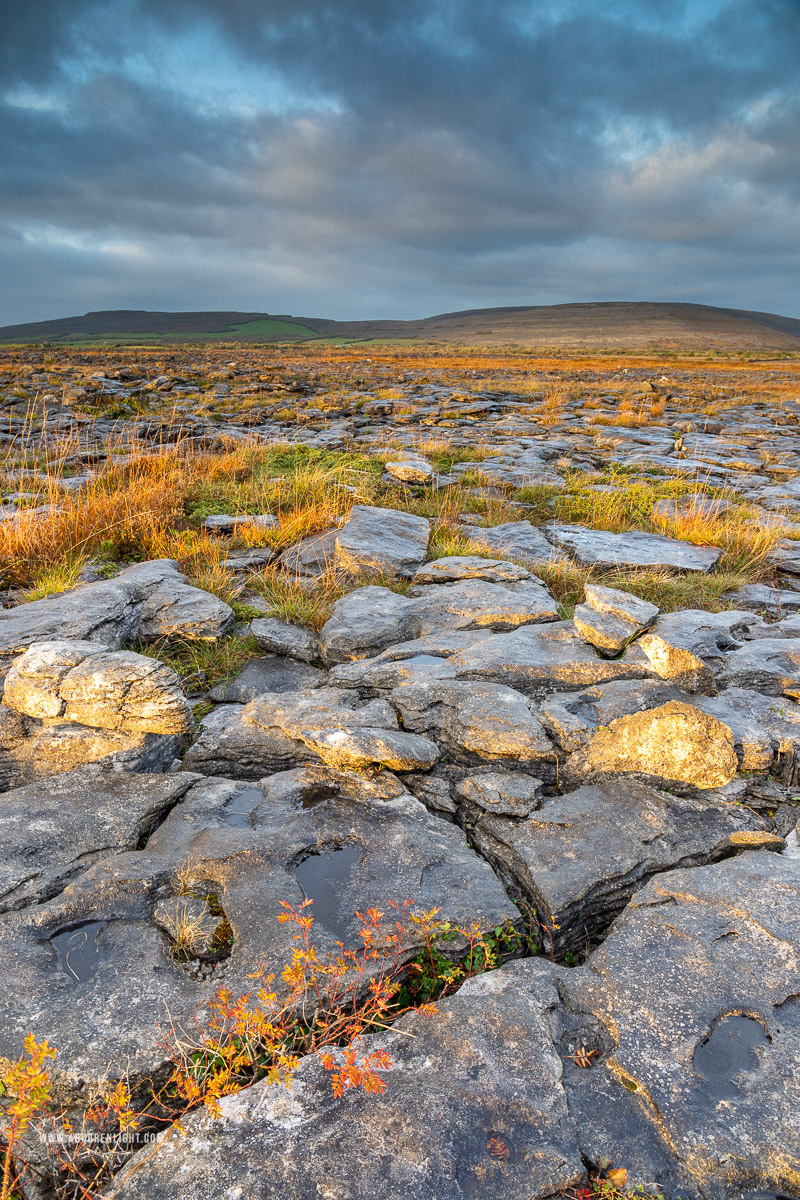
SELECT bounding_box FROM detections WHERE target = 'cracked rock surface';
[1,459,800,1199]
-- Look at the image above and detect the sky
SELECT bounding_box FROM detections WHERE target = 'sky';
[1,0,799,326]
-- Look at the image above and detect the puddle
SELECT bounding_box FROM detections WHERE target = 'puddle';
[295,783,339,810]
[225,787,264,828]
[50,920,106,984]
[292,845,363,942]
[693,1014,768,1101]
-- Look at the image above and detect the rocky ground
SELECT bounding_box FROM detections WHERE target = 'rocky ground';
[1,343,800,1200]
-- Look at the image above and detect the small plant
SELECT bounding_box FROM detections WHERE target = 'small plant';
[1,1035,57,1200]
[163,899,522,1119]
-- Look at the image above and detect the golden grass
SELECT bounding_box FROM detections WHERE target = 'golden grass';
[1,340,795,649]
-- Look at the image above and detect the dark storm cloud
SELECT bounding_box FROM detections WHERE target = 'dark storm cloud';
[0,0,798,324]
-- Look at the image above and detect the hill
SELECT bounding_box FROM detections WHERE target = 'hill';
[1,301,799,349]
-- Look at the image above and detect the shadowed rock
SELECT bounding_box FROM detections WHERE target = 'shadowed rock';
[250,616,320,662]
[464,779,775,959]
[183,688,400,778]
[0,767,198,913]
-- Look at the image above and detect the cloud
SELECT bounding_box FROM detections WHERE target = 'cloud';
[0,0,798,324]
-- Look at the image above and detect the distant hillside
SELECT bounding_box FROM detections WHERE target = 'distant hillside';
[2,301,799,349]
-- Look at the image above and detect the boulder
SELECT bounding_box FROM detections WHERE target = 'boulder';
[207,655,326,702]
[319,586,421,664]
[3,641,193,734]
[334,505,430,577]
[543,523,723,573]
[562,699,738,790]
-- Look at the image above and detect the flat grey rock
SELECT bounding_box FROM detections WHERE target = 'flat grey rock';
[559,853,800,1196]
[0,769,519,1097]
[383,456,434,482]
[249,616,319,661]
[449,622,654,696]
[722,583,800,616]
[410,577,559,632]
[638,608,768,691]
[455,770,543,817]
[469,520,564,566]
[716,637,800,697]
[582,581,659,627]
[572,603,643,653]
[334,505,430,577]
[107,963,583,1200]
[297,727,440,771]
[0,767,197,913]
[543,522,723,572]
[0,703,182,792]
[219,547,277,571]
[691,687,800,777]
[117,559,234,640]
[201,513,278,532]
[412,555,532,585]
